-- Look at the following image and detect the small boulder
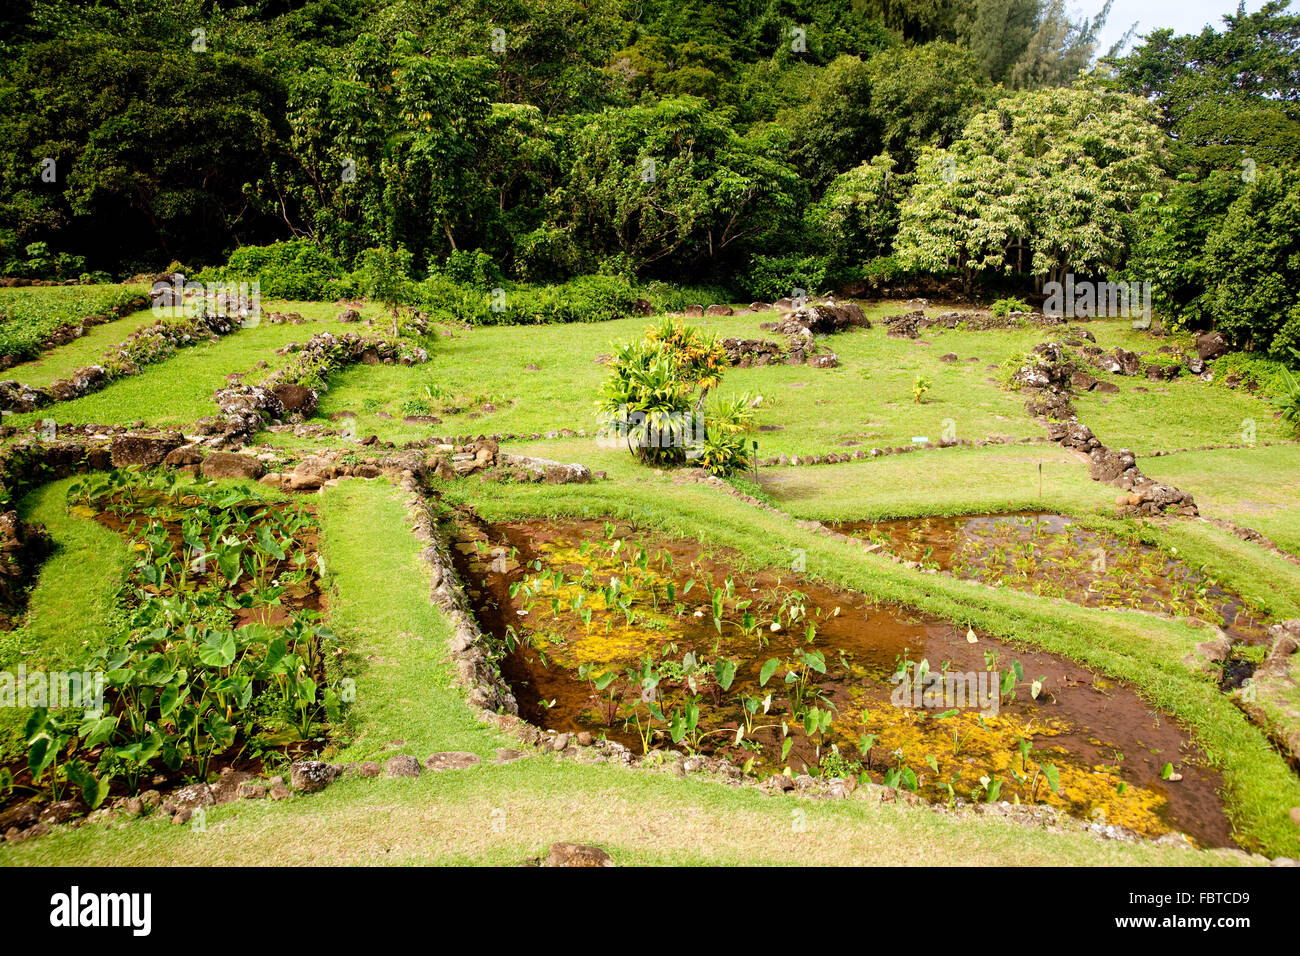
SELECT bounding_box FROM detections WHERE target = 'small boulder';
[200,452,264,481]
[1196,331,1229,361]
[272,383,319,417]
[110,432,185,468]
[385,754,422,778]
[290,760,341,794]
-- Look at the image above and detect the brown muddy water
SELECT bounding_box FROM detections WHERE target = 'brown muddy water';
[450,516,1235,847]
[834,513,1269,646]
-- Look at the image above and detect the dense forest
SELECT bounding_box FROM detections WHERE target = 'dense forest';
[2,0,1299,354]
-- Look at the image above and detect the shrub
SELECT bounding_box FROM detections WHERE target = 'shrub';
[213,240,352,300]
[440,249,502,289]
[411,274,638,326]
[1279,363,1300,435]
[597,321,753,476]
[1202,167,1300,357]
[640,281,734,312]
[835,255,910,291]
[2,241,87,281]
[513,226,589,283]
[989,297,1031,317]
[1212,351,1296,395]
[743,254,828,301]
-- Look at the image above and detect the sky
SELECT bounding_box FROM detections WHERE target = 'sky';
[1093,0,1281,53]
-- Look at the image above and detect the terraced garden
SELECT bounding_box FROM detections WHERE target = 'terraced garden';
[0,290,1296,870]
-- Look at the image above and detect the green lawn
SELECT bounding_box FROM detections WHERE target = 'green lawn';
[0,479,133,760]
[1141,445,1300,555]
[3,305,165,387]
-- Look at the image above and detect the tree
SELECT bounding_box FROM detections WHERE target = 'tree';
[1201,167,1300,358]
[1107,1,1300,172]
[553,98,804,278]
[864,42,988,169]
[284,35,496,270]
[1005,0,1115,89]
[0,36,292,271]
[895,84,1164,291]
[807,153,901,267]
[1120,170,1246,325]
[785,55,880,191]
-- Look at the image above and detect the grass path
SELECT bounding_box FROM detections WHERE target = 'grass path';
[1142,445,1300,556]
[316,480,502,759]
[4,306,162,388]
[4,301,382,430]
[0,479,132,759]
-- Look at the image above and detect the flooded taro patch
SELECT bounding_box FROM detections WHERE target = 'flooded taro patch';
[834,513,1269,645]
[450,516,1234,847]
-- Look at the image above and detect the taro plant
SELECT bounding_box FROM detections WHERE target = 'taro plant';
[25,708,109,808]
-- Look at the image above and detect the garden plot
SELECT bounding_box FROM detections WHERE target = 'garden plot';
[450,515,1233,846]
[0,469,339,823]
[835,512,1270,645]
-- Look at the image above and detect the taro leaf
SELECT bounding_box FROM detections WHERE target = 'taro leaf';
[27,734,54,781]
[216,545,244,586]
[65,760,109,810]
[256,524,286,561]
[141,654,177,686]
[1160,762,1174,780]
[684,702,700,731]
[159,682,184,719]
[715,658,738,692]
[198,631,237,668]
[901,767,918,791]
[135,732,163,764]
[1041,762,1061,794]
[161,740,184,771]
[295,675,317,703]
[669,710,686,743]
[592,671,617,692]
[80,715,118,748]
[22,707,49,740]
[759,658,779,687]
[805,649,826,674]
[140,626,169,648]
[204,712,236,751]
